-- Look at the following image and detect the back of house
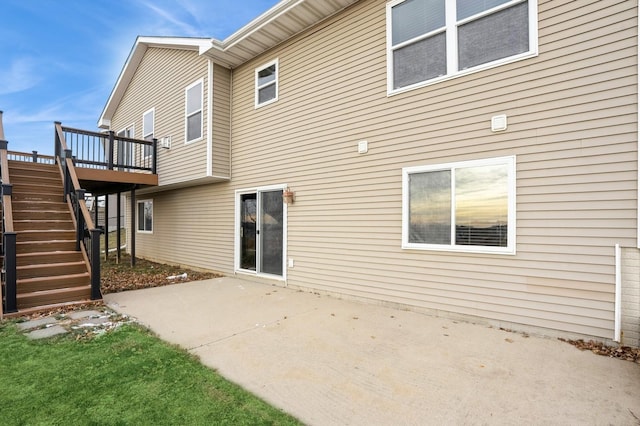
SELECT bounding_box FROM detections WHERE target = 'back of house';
[99,0,640,346]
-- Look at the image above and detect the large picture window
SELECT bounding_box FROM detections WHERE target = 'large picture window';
[185,79,203,143]
[402,156,515,254]
[137,200,153,233]
[387,0,537,92]
[255,59,278,108]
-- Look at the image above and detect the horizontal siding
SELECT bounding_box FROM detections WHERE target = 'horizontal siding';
[131,183,235,273]
[222,0,637,340]
[111,47,210,185]
[128,0,638,341]
[212,63,231,178]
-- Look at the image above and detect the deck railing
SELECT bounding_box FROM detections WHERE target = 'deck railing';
[54,123,101,300]
[7,150,55,164]
[54,123,157,174]
[0,111,17,315]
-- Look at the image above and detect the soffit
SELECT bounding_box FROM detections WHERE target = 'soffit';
[202,0,360,68]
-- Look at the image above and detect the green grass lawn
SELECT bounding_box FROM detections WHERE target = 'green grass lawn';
[0,322,301,425]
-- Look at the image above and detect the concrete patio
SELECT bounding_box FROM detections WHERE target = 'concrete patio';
[105,277,640,425]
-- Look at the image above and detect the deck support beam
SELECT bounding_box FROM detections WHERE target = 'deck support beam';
[130,187,136,267]
[104,195,109,260]
[116,192,121,264]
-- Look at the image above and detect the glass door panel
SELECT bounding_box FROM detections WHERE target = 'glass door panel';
[240,193,257,271]
[259,190,283,276]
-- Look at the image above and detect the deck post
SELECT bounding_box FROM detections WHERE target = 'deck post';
[152,138,158,174]
[63,149,72,201]
[3,231,17,313]
[94,195,99,230]
[75,189,85,251]
[104,195,109,260]
[90,228,102,300]
[116,192,121,264]
[32,150,38,163]
[108,131,114,170]
[130,188,136,267]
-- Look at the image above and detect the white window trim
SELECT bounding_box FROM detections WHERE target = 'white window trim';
[254,58,279,109]
[185,78,204,144]
[402,156,516,255]
[136,199,153,234]
[142,108,155,159]
[234,184,288,281]
[117,123,135,138]
[386,0,538,96]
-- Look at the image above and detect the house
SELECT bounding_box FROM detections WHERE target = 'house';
[97,0,640,346]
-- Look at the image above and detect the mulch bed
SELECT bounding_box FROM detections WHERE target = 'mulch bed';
[7,255,222,321]
[558,338,640,364]
[101,255,222,294]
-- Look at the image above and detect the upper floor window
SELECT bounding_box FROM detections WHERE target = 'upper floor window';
[387,0,537,93]
[185,79,203,143]
[402,156,516,254]
[142,108,154,158]
[255,59,278,108]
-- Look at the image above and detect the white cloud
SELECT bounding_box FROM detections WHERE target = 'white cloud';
[0,58,41,95]
[140,1,202,37]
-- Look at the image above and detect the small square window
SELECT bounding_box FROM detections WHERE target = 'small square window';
[137,200,153,233]
[255,59,278,108]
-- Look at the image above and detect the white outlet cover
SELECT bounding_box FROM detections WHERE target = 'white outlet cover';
[358,140,368,154]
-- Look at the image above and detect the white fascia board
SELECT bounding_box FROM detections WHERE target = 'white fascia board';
[222,0,304,50]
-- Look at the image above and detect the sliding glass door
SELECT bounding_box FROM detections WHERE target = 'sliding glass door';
[237,188,284,277]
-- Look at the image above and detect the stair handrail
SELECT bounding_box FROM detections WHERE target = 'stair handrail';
[0,111,17,315]
[54,122,101,300]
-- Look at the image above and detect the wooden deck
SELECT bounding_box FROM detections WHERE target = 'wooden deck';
[75,167,158,195]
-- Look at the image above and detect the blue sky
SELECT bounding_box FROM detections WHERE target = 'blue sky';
[0,0,279,155]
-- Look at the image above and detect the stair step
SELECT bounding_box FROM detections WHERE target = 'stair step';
[12,182,61,194]
[9,174,62,186]
[2,300,95,318]
[17,251,85,266]
[17,240,77,254]
[14,220,74,231]
[8,161,59,174]
[17,272,90,293]
[16,285,93,309]
[18,230,76,242]
[12,200,69,212]
[13,192,62,203]
[17,261,88,280]
[13,210,71,220]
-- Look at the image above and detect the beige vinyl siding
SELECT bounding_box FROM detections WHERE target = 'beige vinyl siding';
[111,47,209,186]
[217,0,637,340]
[212,64,231,178]
[129,183,235,274]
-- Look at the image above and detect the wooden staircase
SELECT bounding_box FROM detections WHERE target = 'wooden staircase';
[8,160,92,310]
